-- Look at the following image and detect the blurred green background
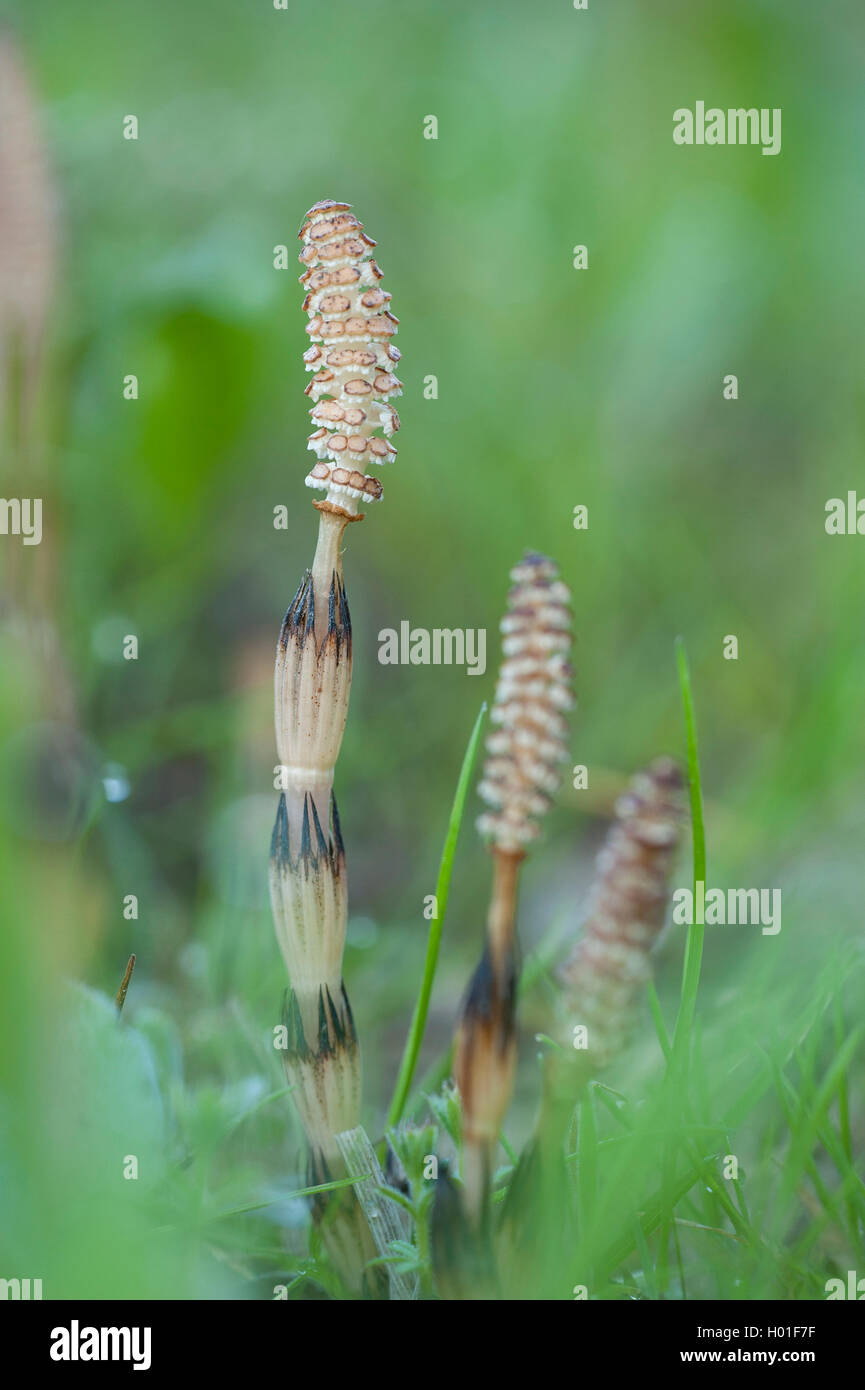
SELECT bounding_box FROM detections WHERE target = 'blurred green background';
[1,0,863,1298]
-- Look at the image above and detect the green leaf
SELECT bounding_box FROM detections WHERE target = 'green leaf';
[387,703,487,1127]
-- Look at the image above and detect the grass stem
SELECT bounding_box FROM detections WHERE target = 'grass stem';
[671,636,707,1075]
[387,702,487,1128]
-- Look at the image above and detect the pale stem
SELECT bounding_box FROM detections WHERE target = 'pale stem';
[486,849,524,970]
[310,508,350,645]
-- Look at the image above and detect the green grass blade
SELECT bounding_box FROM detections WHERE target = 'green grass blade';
[386,702,487,1128]
[646,979,672,1061]
[671,636,707,1073]
[216,1173,367,1218]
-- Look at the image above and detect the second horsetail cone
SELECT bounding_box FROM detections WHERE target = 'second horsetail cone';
[477,553,574,854]
[454,553,574,1223]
